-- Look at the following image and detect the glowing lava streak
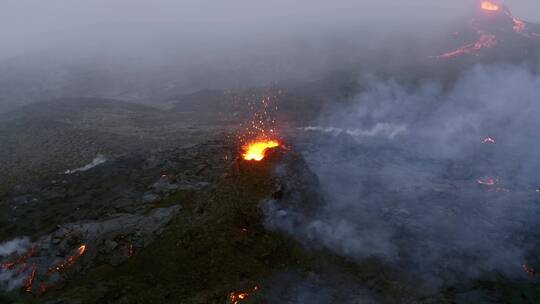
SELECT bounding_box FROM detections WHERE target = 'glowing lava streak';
[23,264,37,293]
[481,1,499,11]
[242,140,279,161]
[229,286,259,304]
[438,31,497,59]
[49,244,86,273]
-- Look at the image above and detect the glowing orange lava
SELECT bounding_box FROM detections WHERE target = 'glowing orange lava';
[49,244,86,273]
[1,246,36,270]
[438,30,497,59]
[242,140,279,161]
[23,264,37,293]
[481,1,499,11]
[229,286,259,304]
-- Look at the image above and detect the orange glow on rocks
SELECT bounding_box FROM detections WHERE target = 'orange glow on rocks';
[49,244,86,273]
[242,140,280,161]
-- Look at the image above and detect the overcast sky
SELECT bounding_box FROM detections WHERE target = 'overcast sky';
[1,0,539,62]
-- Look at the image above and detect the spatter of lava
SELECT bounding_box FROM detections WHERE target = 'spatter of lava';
[229,286,259,304]
[48,244,86,274]
[236,94,279,143]
[242,139,280,161]
[0,244,87,295]
[235,93,282,161]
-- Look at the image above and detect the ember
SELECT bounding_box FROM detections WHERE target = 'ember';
[236,93,282,162]
[229,286,259,304]
[242,140,280,161]
[481,1,499,11]
[1,246,36,270]
[23,264,37,293]
[49,244,86,273]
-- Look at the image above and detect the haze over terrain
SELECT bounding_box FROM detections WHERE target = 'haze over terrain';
[1,0,539,112]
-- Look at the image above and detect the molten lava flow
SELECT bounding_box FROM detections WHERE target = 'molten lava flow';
[481,1,499,11]
[438,27,497,59]
[49,244,86,273]
[23,264,37,293]
[242,140,279,161]
[229,286,259,304]
[1,246,36,270]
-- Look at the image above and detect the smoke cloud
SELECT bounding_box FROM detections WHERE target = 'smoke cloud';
[0,238,31,257]
[264,64,540,290]
[1,0,540,113]
[0,237,33,291]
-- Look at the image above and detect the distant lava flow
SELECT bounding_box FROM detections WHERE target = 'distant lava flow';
[438,26,496,59]
[438,1,539,59]
[242,140,280,161]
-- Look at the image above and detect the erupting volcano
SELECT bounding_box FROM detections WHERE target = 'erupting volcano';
[242,139,280,161]
[437,1,540,59]
[236,94,282,162]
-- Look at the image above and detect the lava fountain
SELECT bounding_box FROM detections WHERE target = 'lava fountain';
[242,139,280,161]
[236,93,282,162]
[481,1,499,11]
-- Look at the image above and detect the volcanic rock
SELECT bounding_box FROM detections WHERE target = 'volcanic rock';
[10,205,182,295]
[142,192,161,204]
[152,175,179,193]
